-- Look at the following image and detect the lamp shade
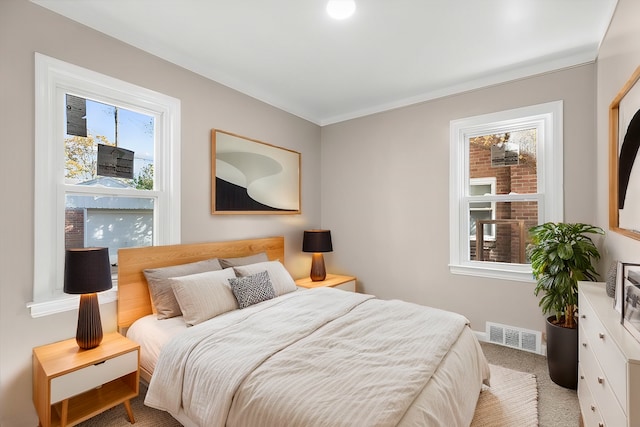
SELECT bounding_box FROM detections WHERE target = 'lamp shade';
[302,230,333,253]
[64,247,112,294]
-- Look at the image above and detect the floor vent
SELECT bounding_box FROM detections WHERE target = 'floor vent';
[486,322,542,354]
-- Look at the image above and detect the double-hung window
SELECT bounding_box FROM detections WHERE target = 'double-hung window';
[30,54,181,317]
[449,101,563,282]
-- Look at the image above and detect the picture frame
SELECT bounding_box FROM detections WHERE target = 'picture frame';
[609,65,640,240]
[211,129,301,215]
[621,263,640,344]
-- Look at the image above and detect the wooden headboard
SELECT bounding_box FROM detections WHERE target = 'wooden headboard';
[117,236,285,330]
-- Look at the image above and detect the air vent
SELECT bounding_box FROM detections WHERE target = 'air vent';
[486,322,542,354]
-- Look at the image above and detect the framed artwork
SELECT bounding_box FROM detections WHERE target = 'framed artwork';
[621,263,640,343]
[211,129,301,215]
[609,65,640,240]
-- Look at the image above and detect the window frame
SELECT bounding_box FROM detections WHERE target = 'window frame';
[449,101,563,282]
[29,53,181,317]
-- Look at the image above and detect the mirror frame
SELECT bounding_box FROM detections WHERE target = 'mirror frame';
[609,65,640,240]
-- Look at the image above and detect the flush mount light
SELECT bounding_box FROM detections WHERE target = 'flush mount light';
[326,0,356,20]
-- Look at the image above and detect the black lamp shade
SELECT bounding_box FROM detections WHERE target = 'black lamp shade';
[302,230,333,253]
[64,247,112,294]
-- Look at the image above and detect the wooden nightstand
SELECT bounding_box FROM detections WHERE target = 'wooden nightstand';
[295,274,357,292]
[33,332,139,427]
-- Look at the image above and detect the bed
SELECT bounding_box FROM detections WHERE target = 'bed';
[118,236,490,427]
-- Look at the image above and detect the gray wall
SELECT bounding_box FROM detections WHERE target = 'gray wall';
[0,1,320,424]
[320,65,598,335]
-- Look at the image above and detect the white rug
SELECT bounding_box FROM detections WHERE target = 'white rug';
[471,364,539,427]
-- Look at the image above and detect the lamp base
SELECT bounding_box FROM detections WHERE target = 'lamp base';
[76,293,104,349]
[310,253,327,281]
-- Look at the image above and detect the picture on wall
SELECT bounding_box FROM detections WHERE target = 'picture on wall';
[211,129,301,214]
[609,65,640,240]
[621,263,640,344]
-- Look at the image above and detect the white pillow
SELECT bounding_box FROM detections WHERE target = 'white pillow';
[169,268,238,326]
[233,261,297,296]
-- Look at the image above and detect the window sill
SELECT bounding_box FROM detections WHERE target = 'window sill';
[27,287,118,318]
[449,263,535,283]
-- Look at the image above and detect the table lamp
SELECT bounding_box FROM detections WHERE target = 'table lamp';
[64,247,113,349]
[302,230,333,281]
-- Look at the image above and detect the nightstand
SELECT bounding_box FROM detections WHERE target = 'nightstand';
[33,332,139,427]
[295,274,357,292]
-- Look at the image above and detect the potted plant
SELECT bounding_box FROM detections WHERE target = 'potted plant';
[528,222,604,389]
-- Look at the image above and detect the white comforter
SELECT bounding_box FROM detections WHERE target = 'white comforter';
[145,288,480,427]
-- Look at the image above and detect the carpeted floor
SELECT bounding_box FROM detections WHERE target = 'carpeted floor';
[79,341,580,426]
[480,341,581,427]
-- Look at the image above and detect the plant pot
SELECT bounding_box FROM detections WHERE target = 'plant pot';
[545,315,578,389]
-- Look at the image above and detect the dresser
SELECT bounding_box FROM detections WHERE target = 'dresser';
[578,282,640,427]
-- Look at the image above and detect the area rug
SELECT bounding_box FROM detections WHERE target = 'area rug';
[471,364,539,427]
[80,364,538,426]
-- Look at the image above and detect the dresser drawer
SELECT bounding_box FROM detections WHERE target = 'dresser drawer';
[580,296,627,409]
[579,324,626,426]
[578,365,605,427]
[50,349,138,403]
[334,279,356,292]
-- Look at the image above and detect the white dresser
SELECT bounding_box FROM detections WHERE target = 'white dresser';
[578,282,640,427]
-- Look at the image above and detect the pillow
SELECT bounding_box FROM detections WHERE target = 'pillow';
[233,261,297,296]
[143,258,223,319]
[219,252,269,269]
[170,268,238,326]
[228,270,276,309]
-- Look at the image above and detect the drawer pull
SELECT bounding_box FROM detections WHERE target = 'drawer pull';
[580,375,585,380]
[598,333,605,339]
[591,405,596,412]
[582,343,588,347]
[94,361,106,366]
[581,314,586,319]
[597,376,604,384]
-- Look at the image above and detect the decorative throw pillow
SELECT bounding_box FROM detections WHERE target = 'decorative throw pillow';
[233,261,297,296]
[143,258,223,319]
[219,252,269,269]
[228,270,276,309]
[170,268,238,326]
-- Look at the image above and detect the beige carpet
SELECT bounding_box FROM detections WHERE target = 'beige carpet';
[80,363,537,426]
[471,364,539,427]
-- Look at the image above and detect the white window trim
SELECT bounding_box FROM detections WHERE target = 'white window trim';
[29,53,181,317]
[449,101,563,282]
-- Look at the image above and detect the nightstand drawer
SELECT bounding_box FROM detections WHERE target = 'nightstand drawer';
[51,349,138,403]
[333,279,356,292]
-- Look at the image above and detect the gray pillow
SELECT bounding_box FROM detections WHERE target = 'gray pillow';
[143,258,223,319]
[228,270,276,309]
[219,252,269,269]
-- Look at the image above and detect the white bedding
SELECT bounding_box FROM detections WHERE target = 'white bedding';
[142,287,490,427]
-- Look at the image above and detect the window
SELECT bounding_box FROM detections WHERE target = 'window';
[30,54,181,317]
[449,101,563,282]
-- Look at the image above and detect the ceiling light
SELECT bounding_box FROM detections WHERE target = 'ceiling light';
[326,0,356,20]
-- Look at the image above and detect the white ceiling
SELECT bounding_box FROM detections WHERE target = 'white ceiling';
[32,0,618,125]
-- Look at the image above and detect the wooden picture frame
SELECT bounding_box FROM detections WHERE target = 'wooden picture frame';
[609,65,640,240]
[211,129,301,214]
